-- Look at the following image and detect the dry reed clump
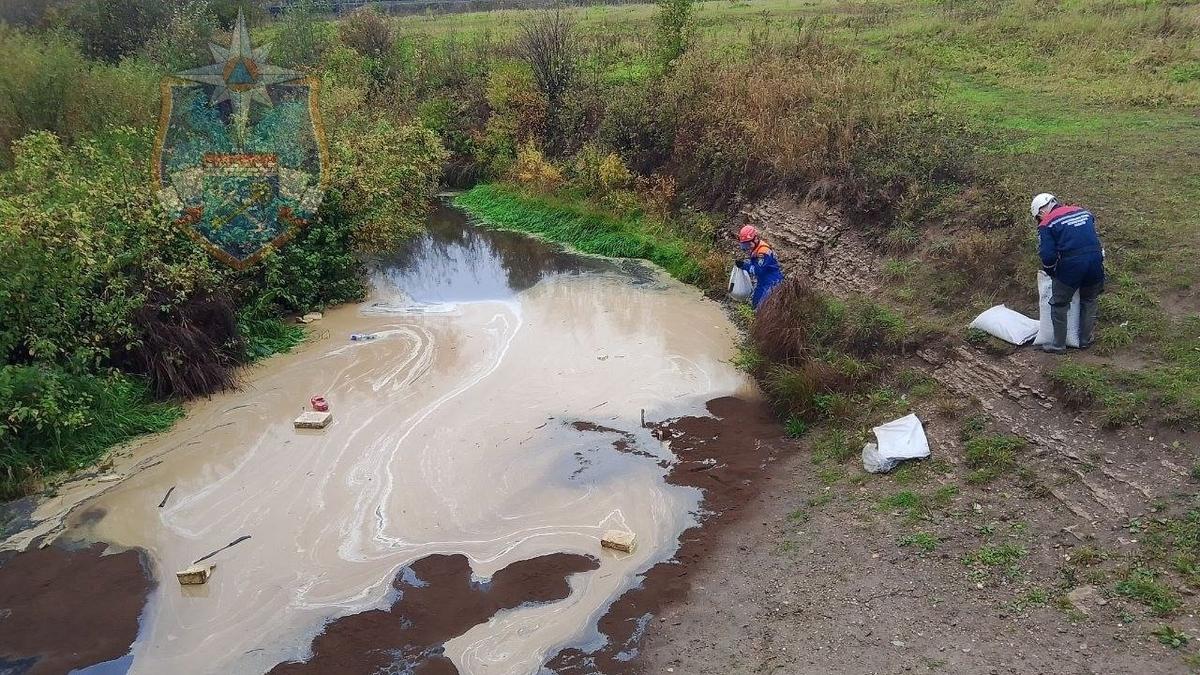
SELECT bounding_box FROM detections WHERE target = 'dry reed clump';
[750,278,826,363]
[120,293,243,399]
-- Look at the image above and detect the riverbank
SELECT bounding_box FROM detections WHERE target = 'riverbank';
[1,203,763,673]
[456,183,1200,671]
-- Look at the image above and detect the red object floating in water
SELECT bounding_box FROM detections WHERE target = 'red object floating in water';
[310,396,329,412]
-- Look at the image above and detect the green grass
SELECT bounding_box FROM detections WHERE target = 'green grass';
[1154,625,1190,650]
[899,531,939,553]
[239,313,308,362]
[784,415,809,438]
[0,371,182,500]
[1115,567,1181,616]
[454,184,720,289]
[880,485,958,523]
[964,433,1025,484]
[812,428,858,464]
[966,543,1028,568]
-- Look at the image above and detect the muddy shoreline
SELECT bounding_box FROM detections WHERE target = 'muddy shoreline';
[546,396,791,673]
[0,543,154,674]
[0,396,784,675]
[271,553,599,673]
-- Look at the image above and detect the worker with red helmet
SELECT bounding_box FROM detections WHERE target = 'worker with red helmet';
[736,224,784,310]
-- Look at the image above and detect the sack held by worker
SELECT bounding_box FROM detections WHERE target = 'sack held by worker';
[735,224,784,311]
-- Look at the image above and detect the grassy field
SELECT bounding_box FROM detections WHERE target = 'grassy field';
[403,0,1198,426]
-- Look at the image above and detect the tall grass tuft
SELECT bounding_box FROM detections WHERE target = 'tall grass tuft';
[0,366,182,499]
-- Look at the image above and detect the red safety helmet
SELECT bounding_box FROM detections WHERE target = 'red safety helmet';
[738,225,758,243]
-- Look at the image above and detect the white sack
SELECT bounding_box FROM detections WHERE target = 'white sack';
[872,414,930,461]
[862,442,900,474]
[1034,270,1080,348]
[728,265,753,301]
[969,305,1039,345]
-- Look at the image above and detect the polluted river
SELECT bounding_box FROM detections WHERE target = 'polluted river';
[0,203,769,674]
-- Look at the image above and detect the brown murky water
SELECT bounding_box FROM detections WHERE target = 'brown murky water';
[0,204,753,674]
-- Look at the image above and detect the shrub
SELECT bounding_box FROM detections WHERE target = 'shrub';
[0,28,158,165]
[0,129,224,372]
[507,142,564,191]
[59,0,173,62]
[752,279,917,362]
[516,6,578,148]
[479,62,547,175]
[751,279,829,362]
[209,0,268,29]
[763,361,844,420]
[339,6,395,59]
[570,144,632,195]
[0,365,182,499]
[326,117,448,255]
[119,293,242,399]
[141,0,218,71]
[654,0,695,66]
[271,0,337,69]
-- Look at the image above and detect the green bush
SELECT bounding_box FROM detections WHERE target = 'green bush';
[0,365,182,499]
[0,129,224,371]
[0,27,158,165]
[59,0,173,62]
[141,0,219,71]
[270,0,337,70]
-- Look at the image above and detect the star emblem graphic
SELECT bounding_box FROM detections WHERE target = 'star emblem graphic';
[177,10,303,120]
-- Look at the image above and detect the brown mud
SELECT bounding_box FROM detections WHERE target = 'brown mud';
[0,543,153,675]
[547,396,791,672]
[271,553,598,674]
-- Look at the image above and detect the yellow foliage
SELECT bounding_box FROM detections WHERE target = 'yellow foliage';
[507,143,563,190]
[570,144,632,195]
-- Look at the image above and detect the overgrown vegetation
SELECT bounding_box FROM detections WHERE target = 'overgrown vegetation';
[0,4,446,497]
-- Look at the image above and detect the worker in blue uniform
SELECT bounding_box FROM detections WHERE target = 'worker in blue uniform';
[1031,192,1106,353]
[736,225,784,310]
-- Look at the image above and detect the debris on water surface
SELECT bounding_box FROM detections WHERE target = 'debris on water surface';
[299,312,323,324]
[310,396,329,412]
[177,564,215,586]
[350,333,378,341]
[96,474,122,483]
[294,411,333,429]
[158,486,176,508]
[601,530,636,553]
[193,535,252,564]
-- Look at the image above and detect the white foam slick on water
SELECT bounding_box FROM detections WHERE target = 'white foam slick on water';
[5,206,754,674]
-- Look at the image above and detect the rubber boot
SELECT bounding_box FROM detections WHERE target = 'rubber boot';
[1079,297,1099,349]
[1043,302,1068,354]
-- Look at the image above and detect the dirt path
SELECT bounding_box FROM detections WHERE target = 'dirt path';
[618,196,1200,674]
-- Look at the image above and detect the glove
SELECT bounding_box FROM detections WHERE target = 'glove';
[736,259,749,271]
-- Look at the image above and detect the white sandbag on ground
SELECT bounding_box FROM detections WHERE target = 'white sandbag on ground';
[969,305,1039,345]
[728,266,753,301]
[862,413,930,474]
[1034,270,1081,347]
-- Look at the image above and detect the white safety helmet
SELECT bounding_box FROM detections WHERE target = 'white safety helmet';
[1030,192,1057,218]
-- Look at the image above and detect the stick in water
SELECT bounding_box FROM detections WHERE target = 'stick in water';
[193,535,252,565]
[157,486,176,509]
